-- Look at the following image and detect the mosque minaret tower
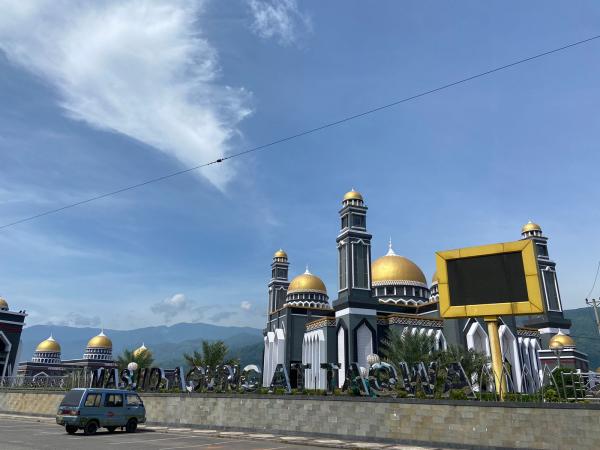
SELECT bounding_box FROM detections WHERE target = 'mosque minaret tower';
[261,190,588,389]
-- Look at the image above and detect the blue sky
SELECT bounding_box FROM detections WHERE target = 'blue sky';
[1,1,600,330]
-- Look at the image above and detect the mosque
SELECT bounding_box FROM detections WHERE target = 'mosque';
[262,190,589,391]
[0,297,26,378]
[16,331,150,378]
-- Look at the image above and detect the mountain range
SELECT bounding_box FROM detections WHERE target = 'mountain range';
[19,322,264,368]
[19,307,600,370]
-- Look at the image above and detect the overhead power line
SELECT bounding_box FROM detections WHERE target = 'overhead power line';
[2,33,600,231]
[586,261,600,299]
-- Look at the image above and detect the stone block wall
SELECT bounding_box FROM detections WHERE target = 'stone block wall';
[1,390,599,449]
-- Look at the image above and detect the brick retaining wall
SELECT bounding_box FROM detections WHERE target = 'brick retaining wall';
[1,390,598,449]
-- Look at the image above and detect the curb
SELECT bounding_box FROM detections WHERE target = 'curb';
[0,412,449,449]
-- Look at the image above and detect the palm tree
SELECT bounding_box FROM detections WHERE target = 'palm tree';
[380,328,437,367]
[117,348,154,371]
[183,340,238,368]
[438,345,489,380]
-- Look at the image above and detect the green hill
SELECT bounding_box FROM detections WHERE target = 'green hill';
[564,307,600,370]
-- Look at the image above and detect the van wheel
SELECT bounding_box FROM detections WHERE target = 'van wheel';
[125,419,137,433]
[106,426,117,433]
[66,425,78,434]
[83,421,98,436]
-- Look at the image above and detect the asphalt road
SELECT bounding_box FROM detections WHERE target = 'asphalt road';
[0,417,329,450]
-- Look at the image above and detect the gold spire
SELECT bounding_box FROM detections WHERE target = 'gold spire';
[133,343,150,358]
[522,220,542,233]
[287,267,327,294]
[372,242,426,285]
[343,188,363,202]
[274,249,288,259]
[36,334,61,353]
[549,331,575,349]
[87,330,112,349]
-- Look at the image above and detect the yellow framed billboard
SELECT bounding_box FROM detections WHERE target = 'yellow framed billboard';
[436,239,544,318]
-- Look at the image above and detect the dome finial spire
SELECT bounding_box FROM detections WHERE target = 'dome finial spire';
[386,238,396,256]
[305,265,310,274]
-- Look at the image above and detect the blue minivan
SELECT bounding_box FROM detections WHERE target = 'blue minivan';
[56,388,146,435]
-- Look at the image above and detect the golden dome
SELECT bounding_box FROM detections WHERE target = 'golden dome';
[36,335,61,353]
[87,331,112,349]
[133,343,150,358]
[372,243,426,286]
[522,221,542,233]
[549,332,575,349]
[274,249,288,259]
[596,367,600,374]
[343,189,363,202]
[288,268,327,294]
[431,270,439,284]
[0,297,8,310]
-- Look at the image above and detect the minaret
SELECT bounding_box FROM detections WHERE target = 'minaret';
[334,189,377,374]
[521,221,571,347]
[268,249,290,314]
[334,189,373,308]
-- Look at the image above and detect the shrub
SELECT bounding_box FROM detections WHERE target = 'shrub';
[544,388,560,403]
[449,389,468,400]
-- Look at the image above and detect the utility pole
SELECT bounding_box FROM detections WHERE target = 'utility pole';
[585,298,600,336]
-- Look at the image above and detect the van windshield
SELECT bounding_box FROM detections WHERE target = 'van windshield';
[60,390,84,407]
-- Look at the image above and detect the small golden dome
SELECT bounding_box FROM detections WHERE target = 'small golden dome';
[372,243,426,285]
[0,297,8,310]
[522,221,542,233]
[36,335,61,353]
[87,331,112,349]
[343,189,363,202]
[288,268,327,294]
[431,270,439,284]
[596,367,600,374]
[133,343,150,358]
[549,332,575,349]
[274,249,288,259]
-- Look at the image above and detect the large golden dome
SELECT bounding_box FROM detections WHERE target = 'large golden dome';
[0,297,8,310]
[549,332,575,349]
[372,244,426,286]
[36,335,61,353]
[87,331,112,349]
[343,189,363,202]
[133,343,150,358]
[522,221,542,233]
[288,268,327,294]
[274,249,288,259]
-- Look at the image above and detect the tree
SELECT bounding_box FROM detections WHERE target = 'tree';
[438,345,489,380]
[183,340,238,368]
[380,328,437,367]
[117,348,154,371]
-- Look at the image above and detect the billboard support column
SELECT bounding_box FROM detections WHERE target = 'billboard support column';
[485,317,506,400]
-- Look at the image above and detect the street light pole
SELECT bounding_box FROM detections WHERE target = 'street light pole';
[550,341,564,369]
[585,298,600,336]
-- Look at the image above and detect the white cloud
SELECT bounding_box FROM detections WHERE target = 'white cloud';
[51,312,101,327]
[248,0,311,46]
[0,0,252,190]
[151,293,189,322]
[240,300,252,311]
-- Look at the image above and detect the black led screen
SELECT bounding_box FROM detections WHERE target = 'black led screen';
[446,252,528,306]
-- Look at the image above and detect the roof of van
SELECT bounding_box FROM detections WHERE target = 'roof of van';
[70,388,137,393]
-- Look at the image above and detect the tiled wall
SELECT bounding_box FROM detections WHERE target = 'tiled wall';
[1,391,598,449]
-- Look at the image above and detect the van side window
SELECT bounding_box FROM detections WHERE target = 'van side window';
[104,394,124,407]
[84,393,102,407]
[126,394,142,407]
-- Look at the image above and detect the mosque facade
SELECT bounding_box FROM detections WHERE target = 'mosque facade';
[0,297,26,378]
[17,330,120,377]
[262,190,588,391]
